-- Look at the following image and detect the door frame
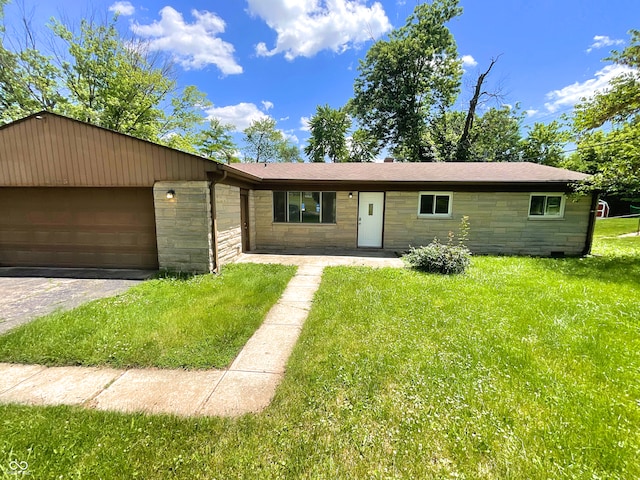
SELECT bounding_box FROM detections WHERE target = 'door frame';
[240,190,250,252]
[357,191,385,248]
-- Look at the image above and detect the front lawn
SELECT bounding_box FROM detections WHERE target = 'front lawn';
[0,263,295,369]
[0,224,638,478]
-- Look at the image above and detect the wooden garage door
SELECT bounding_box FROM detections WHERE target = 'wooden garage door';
[0,187,158,269]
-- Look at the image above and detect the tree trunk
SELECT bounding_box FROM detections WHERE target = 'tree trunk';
[457,57,498,161]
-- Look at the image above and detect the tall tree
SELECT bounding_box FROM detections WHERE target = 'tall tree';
[350,0,462,161]
[0,2,64,121]
[456,57,499,161]
[196,118,237,163]
[348,128,378,162]
[242,118,289,162]
[0,7,209,154]
[572,30,640,195]
[471,106,522,162]
[521,121,568,166]
[278,140,302,163]
[304,105,350,162]
[50,17,180,141]
[428,106,522,162]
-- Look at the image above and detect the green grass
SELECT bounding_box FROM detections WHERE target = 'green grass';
[592,217,640,257]
[0,263,295,369]
[0,228,638,479]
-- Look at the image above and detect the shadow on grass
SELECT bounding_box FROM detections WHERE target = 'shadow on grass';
[541,255,640,286]
[154,270,202,281]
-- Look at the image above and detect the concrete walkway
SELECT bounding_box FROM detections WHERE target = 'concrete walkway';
[0,255,403,417]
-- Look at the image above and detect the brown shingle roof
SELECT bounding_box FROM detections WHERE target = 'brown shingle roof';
[228,162,589,183]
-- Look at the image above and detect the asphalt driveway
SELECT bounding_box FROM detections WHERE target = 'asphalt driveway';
[0,268,155,335]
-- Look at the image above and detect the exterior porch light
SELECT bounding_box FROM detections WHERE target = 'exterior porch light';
[166,189,175,199]
[348,192,353,199]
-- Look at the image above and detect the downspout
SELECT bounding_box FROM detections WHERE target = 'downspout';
[582,191,599,256]
[208,169,228,274]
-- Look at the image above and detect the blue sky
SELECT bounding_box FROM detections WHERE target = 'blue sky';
[3,0,639,156]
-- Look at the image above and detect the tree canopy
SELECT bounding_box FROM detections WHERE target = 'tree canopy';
[304,105,350,162]
[0,8,208,154]
[571,30,640,196]
[350,0,463,161]
[242,118,300,163]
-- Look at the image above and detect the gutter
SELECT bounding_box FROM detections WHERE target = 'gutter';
[582,191,600,256]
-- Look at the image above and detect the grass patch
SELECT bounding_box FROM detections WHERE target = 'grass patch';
[0,229,638,478]
[0,263,295,369]
[592,217,640,258]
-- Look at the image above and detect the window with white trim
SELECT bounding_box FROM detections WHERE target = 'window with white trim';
[528,193,565,218]
[273,191,337,223]
[418,192,453,217]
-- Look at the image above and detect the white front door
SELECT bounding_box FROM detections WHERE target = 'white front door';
[357,192,384,248]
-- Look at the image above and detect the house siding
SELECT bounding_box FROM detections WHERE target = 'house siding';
[214,183,242,265]
[253,190,592,256]
[0,113,214,187]
[385,191,592,256]
[254,191,358,249]
[153,181,214,273]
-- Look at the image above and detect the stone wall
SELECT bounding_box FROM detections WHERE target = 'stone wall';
[253,190,358,250]
[252,189,593,256]
[384,191,592,256]
[153,181,213,273]
[214,183,242,265]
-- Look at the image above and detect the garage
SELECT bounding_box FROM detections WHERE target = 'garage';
[0,187,158,269]
[0,111,240,272]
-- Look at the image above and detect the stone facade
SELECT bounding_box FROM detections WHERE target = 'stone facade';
[153,181,214,273]
[253,191,358,250]
[252,189,593,256]
[384,191,592,256]
[214,183,242,265]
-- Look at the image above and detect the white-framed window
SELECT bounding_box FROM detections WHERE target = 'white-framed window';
[418,192,453,218]
[528,193,565,219]
[273,191,337,224]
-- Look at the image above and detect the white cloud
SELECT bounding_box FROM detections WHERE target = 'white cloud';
[544,64,635,112]
[247,0,392,60]
[525,109,539,117]
[131,7,242,74]
[204,103,270,131]
[586,35,624,53]
[109,1,135,16]
[461,54,477,68]
[261,100,274,111]
[283,131,300,144]
[300,116,311,131]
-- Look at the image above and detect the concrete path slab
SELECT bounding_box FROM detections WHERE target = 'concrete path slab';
[237,251,404,268]
[0,363,46,394]
[199,371,282,417]
[91,369,224,416]
[230,324,302,374]
[0,365,122,406]
[263,303,310,326]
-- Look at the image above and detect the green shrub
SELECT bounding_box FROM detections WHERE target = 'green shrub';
[403,216,471,274]
[403,240,471,274]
